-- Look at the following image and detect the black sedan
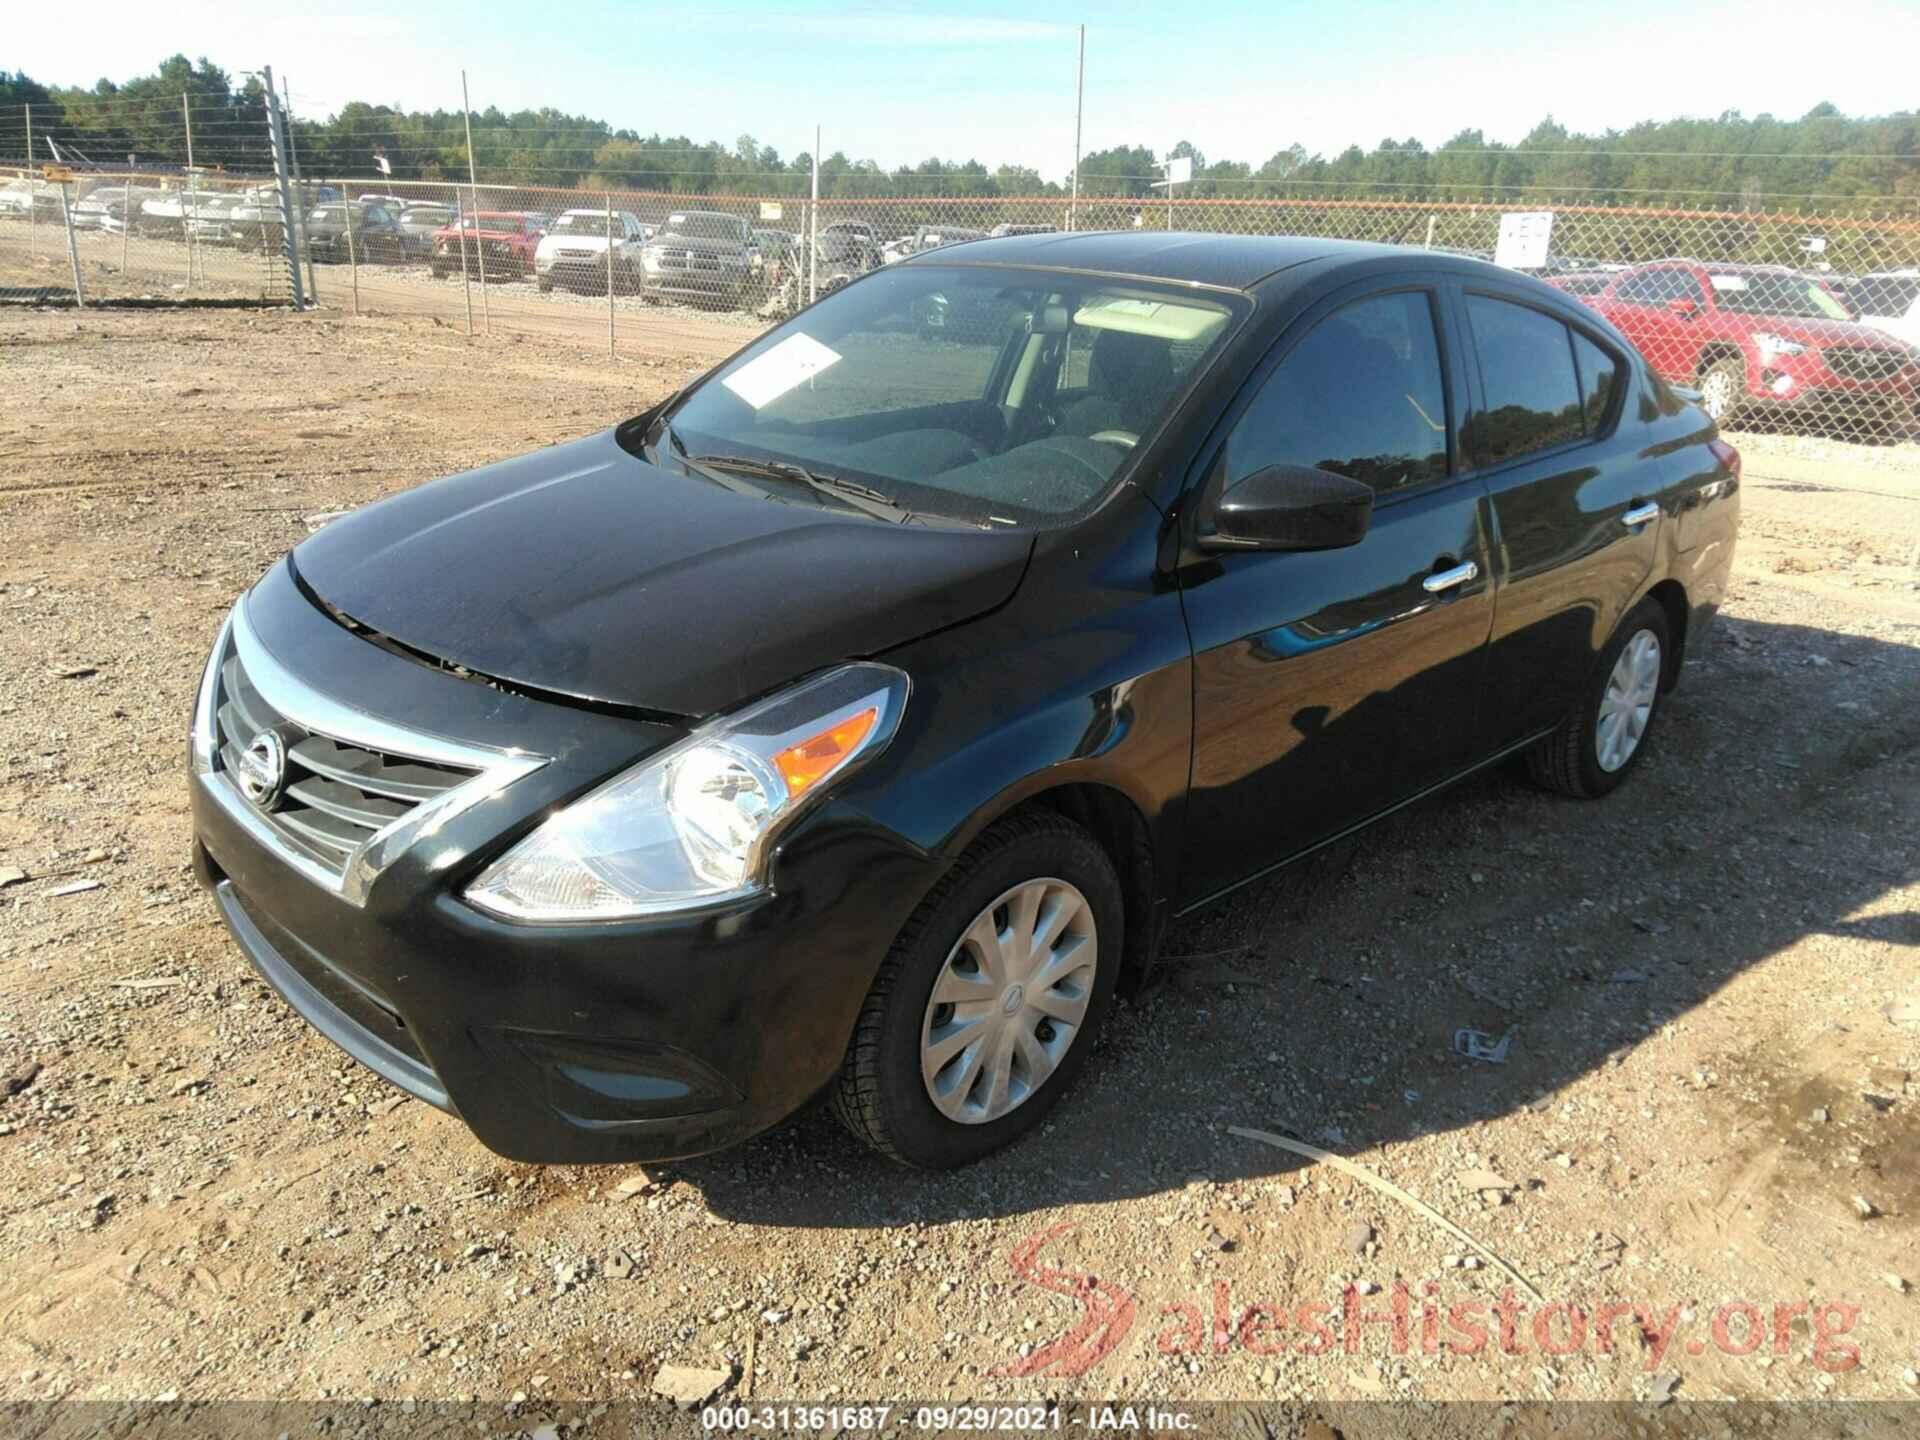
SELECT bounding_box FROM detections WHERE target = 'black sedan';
[189,234,1739,1170]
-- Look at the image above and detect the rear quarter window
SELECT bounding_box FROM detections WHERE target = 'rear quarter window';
[1465,296,1585,466]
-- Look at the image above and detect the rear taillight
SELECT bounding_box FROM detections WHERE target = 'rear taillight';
[1708,438,1741,481]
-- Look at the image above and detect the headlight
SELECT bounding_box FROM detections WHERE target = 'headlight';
[465,663,909,921]
[1755,332,1807,362]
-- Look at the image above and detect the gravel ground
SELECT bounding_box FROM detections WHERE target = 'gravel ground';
[1,304,1917,1417]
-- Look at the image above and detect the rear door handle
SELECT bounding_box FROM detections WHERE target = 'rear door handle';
[1423,561,1479,594]
[1623,502,1660,527]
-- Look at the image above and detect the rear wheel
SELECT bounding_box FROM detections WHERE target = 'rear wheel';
[1525,598,1671,799]
[832,811,1122,1169]
[1698,356,1746,425]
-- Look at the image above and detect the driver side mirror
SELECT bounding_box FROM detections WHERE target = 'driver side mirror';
[1666,297,1699,317]
[1203,464,1374,552]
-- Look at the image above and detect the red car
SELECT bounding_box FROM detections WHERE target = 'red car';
[430,212,544,280]
[1563,260,1918,427]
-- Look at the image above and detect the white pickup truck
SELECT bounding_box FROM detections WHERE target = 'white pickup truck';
[534,208,651,294]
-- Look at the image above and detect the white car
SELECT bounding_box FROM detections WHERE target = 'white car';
[534,208,648,294]
[1835,272,1920,353]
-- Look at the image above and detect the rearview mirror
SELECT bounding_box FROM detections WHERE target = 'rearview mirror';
[1203,465,1373,552]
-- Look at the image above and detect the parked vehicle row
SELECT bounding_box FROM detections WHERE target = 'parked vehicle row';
[1550,260,1919,429]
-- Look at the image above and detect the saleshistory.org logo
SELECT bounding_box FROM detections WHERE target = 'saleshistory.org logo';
[994,1226,1864,1376]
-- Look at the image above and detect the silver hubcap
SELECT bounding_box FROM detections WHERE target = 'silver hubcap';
[920,878,1097,1125]
[1701,370,1735,419]
[1597,630,1661,772]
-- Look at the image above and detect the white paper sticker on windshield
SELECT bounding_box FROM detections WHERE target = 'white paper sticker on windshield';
[1709,274,1749,291]
[721,333,842,409]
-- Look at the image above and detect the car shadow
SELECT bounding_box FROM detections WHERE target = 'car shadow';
[668,615,1920,1228]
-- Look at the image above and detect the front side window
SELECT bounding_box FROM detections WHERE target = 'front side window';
[1220,290,1450,499]
[650,265,1241,527]
[1465,296,1585,466]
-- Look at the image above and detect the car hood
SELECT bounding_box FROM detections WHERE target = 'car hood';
[537,233,616,255]
[1745,315,1909,349]
[291,429,1033,717]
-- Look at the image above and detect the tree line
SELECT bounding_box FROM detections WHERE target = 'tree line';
[4,56,1915,211]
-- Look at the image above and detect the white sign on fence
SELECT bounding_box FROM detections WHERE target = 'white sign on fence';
[1162,155,1192,186]
[759,201,784,221]
[1494,210,1555,270]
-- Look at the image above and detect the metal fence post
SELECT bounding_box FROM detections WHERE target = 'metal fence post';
[183,94,196,286]
[57,179,85,306]
[458,199,475,336]
[24,104,35,259]
[606,191,616,359]
[345,195,360,315]
[261,65,306,308]
[462,72,490,334]
[121,177,132,277]
[809,129,820,306]
[281,77,319,303]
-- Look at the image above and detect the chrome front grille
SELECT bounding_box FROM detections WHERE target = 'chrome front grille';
[212,653,474,877]
[193,604,548,906]
[1824,347,1910,383]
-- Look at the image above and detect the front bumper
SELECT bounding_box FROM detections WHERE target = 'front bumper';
[190,564,937,1163]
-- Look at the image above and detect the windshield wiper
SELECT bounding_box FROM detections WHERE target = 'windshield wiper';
[684,451,918,525]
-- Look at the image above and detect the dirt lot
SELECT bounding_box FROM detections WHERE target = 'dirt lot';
[1,303,1918,1417]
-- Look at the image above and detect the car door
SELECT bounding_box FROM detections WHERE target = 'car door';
[1602,267,1705,384]
[1177,281,1496,903]
[1457,287,1663,750]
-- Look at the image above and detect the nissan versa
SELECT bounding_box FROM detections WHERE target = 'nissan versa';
[190,234,1740,1169]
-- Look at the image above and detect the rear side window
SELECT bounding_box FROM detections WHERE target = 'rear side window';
[1222,291,1450,498]
[1572,331,1619,432]
[1464,296,1584,466]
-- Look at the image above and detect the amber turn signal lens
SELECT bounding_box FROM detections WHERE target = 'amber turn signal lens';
[773,707,880,798]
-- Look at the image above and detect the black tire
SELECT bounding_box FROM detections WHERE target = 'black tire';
[1697,355,1746,426]
[831,810,1123,1169]
[1525,597,1672,799]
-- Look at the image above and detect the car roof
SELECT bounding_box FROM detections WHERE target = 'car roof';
[907,232,1509,293]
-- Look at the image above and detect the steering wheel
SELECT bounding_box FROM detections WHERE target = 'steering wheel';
[1089,429,1141,450]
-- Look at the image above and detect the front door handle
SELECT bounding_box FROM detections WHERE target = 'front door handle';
[1623,502,1660,527]
[1423,560,1479,594]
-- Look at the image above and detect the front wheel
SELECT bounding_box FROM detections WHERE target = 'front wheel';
[1525,598,1671,798]
[832,811,1122,1169]
[1698,356,1745,425]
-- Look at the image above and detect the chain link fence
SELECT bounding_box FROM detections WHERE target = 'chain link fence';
[0,167,301,303]
[5,149,1917,459]
[291,177,1920,453]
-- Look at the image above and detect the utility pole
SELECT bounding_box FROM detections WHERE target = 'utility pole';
[1070,25,1084,232]
[462,69,490,334]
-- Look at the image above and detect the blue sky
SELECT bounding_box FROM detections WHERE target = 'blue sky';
[12,1,1919,179]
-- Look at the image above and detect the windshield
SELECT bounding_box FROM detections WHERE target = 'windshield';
[664,213,743,241]
[551,212,606,234]
[461,215,526,234]
[401,207,450,225]
[649,264,1242,528]
[1709,272,1851,320]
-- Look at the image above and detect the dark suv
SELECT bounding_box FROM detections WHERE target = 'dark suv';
[640,210,761,307]
[191,235,1739,1171]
